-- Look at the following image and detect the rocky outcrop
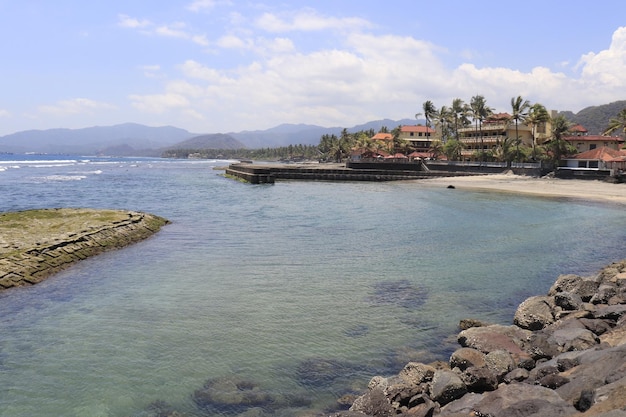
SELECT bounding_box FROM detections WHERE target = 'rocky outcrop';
[0,208,169,290]
[333,260,626,417]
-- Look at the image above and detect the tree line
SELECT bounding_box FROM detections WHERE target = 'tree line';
[162,102,626,163]
[419,96,626,164]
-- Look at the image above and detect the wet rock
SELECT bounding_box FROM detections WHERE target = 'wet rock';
[549,274,599,302]
[192,376,274,414]
[558,327,600,351]
[591,284,618,304]
[538,373,570,389]
[398,362,435,385]
[449,347,485,371]
[503,367,529,383]
[514,295,555,330]
[458,318,489,330]
[554,291,584,310]
[460,366,499,392]
[555,344,626,406]
[473,383,577,417]
[344,324,369,338]
[367,280,428,310]
[296,358,358,387]
[430,369,467,406]
[349,386,394,417]
[579,317,613,335]
[457,324,533,368]
[484,349,516,381]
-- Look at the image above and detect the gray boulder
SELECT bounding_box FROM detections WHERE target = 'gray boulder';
[514,295,556,330]
[429,370,467,406]
[554,291,584,310]
[457,324,533,368]
[449,347,486,371]
[473,383,577,417]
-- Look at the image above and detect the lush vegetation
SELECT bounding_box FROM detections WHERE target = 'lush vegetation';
[162,98,626,164]
[162,144,320,161]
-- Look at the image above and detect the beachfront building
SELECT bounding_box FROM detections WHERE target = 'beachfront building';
[398,125,435,154]
[370,132,393,152]
[563,124,624,152]
[455,112,551,160]
[561,146,626,176]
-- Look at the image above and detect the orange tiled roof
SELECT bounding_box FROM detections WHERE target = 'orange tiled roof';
[486,112,511,122]
[572,146,626,161]
[400,125,435,133]
[371,133,393,141]
[569,124,588,133]
[564,135,624,143]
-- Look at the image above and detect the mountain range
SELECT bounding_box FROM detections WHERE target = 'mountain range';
[0,101,623,156]
[0,118,417,156]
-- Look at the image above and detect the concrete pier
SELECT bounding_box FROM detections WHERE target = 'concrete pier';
[225,162,474,183]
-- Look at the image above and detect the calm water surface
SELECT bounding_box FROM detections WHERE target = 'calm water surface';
[1,155,625,416]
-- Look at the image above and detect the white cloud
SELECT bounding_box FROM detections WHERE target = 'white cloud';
[117,14,151,29]
[38,98,116,115]
[255,9,372,33]
[0,109,10,118]
[578,26,626,86]
[122,19,626,132]
[186,0,232,13]
[119,15,208,46]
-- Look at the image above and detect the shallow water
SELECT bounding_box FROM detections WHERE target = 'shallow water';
[1,155,625,416]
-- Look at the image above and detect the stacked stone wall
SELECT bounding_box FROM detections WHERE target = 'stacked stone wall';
[0,210,168,290]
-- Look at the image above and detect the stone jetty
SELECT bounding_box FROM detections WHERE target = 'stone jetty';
[332,261,626,417]
[225,162,474,184]
[0,208,169,291]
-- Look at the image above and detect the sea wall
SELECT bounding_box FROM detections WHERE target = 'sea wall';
[333,261,626,417]
[0,209,169,291]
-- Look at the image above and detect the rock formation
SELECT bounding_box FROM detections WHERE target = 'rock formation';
[333,261,626,417]
[0,208,169,290]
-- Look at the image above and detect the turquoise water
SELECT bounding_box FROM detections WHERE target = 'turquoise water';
[1,155,625,416]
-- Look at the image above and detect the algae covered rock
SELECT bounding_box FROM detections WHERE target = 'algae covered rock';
[0,208,169,290]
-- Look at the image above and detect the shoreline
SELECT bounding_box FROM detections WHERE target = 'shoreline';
[418,173,626,206]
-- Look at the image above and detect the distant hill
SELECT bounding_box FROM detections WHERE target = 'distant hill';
[165,133,246,150]
[2,104,623,156]
[558,100,626,135]
[230,118,418,148]
[0,123,196,155]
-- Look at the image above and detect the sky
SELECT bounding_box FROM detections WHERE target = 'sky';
[1,0,626,136]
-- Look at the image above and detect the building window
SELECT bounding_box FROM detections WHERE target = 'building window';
[589,161,599,168]
[590,144,597,150]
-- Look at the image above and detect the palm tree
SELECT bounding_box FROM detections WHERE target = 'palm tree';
[510,96,531,162]
[526,103,551,160]
[493,136,516,166]
[451,98,470,141]
[435,106,451,143]
[470,95,493,163]
[443,139,465,161]
[422,100,437,130]
[603,108,626,137]
[550,115,572,165]
[428,140,444,160]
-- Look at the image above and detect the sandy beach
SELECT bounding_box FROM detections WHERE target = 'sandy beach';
[419,173,626,206]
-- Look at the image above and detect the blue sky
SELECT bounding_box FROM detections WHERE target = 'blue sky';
[1,0,625,136]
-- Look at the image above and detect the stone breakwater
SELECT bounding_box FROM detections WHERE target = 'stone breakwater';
[0,208,169,291]
[334,261,626,417]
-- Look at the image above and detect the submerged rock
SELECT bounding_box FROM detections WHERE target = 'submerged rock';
[367,279,428,310]
[333,259,626,417]
[192,376,275,414]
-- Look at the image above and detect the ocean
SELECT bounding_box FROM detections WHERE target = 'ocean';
[1,154,625,417]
